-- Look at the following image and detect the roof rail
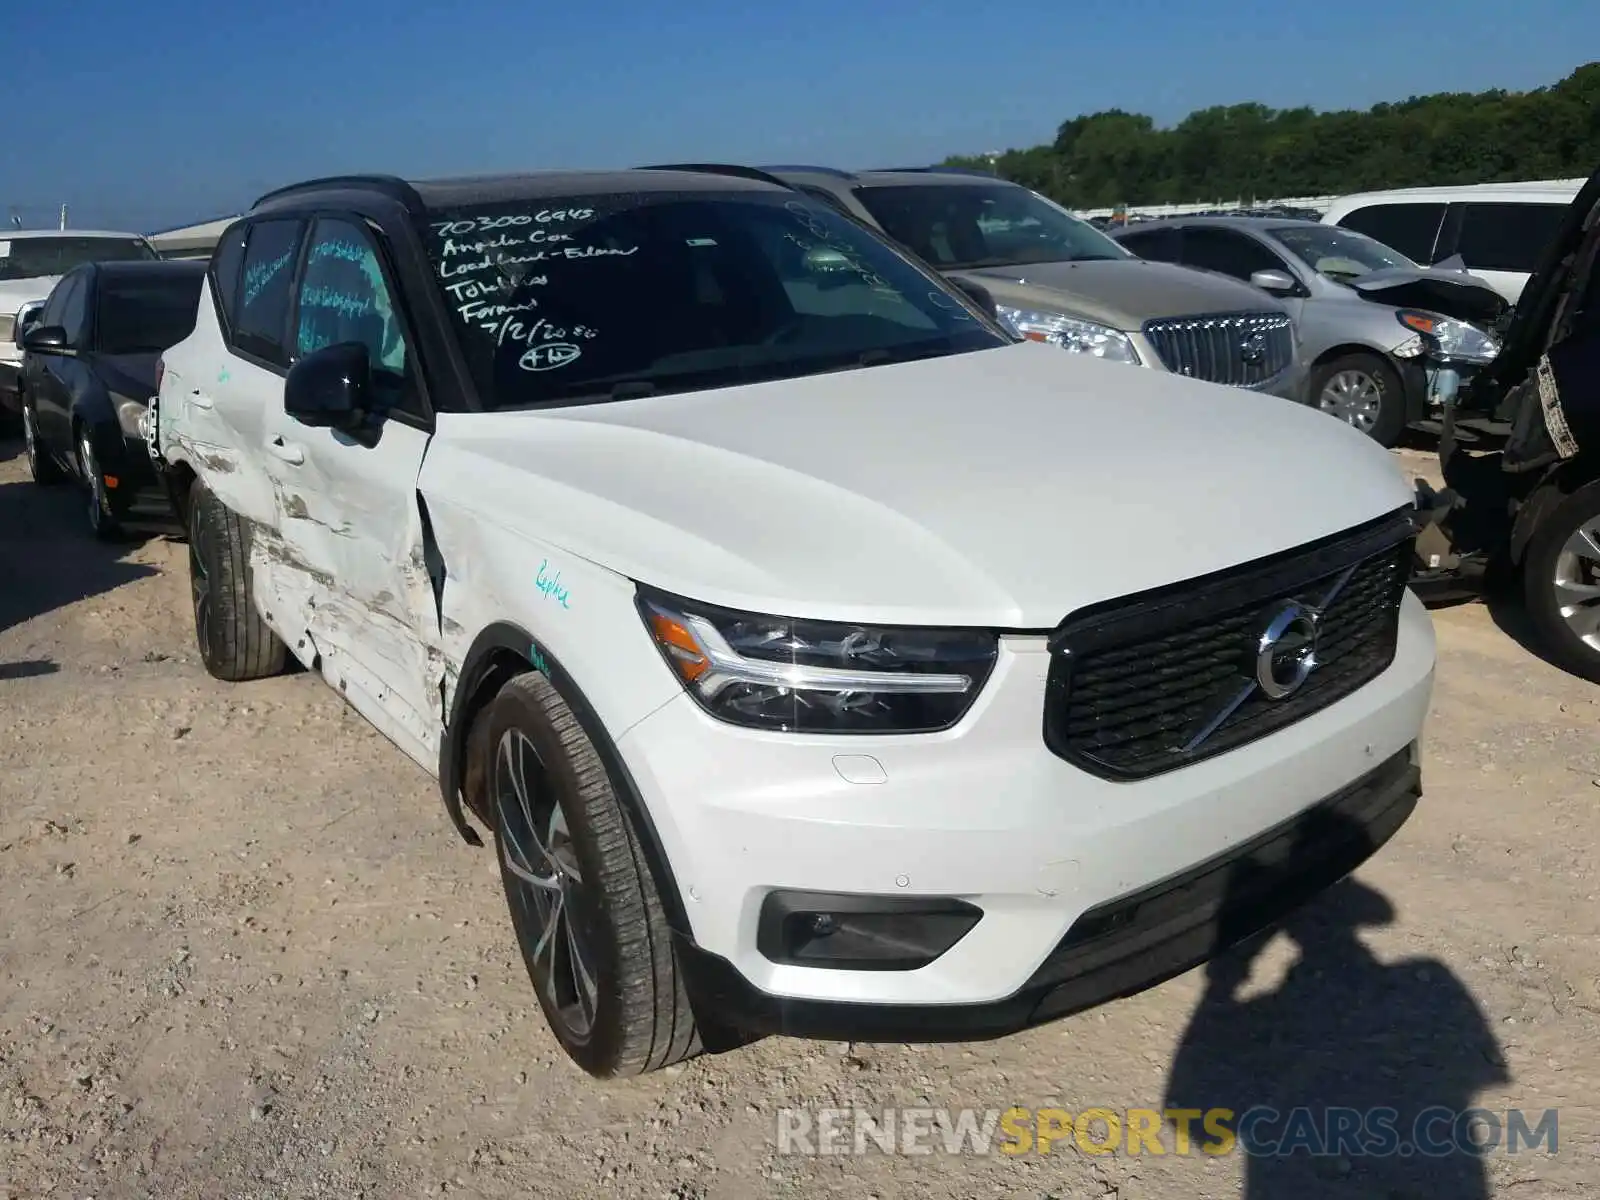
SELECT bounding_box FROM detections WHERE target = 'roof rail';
[637,163,795,190]
[252,174,418,211]
[758,164,858,180]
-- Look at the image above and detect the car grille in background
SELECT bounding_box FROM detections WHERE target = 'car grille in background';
[1043,510,1416,781]
[1141,311,1294,387]
[0,315,13,344]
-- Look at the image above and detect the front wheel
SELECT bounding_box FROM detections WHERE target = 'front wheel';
[187,478,288,681]
[22,401,65,485]
[1309,353,1407,448]
[484,671,700,1078]
[1522,479,1600,685]
[77,427,122,541]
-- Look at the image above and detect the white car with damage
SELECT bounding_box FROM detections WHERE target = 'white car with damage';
[151,167,1436,1078]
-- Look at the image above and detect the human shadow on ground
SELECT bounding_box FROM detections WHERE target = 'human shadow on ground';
[0,466,159,637]
[1164,808,1510,1199]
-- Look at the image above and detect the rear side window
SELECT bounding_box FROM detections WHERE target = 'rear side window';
[1453,202,1568,274]
[209,223,248,330]
[1336,203,1446,264]
[232,219,304,364]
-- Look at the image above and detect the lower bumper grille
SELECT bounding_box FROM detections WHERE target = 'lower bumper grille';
[1026,747,1419,1008]
[1143,311,1295,387]
[1043,509,1417,781]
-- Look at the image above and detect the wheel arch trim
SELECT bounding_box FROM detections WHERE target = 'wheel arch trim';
[438,620,693,935]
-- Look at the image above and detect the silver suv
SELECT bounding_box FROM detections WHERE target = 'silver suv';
[766,166,1306,402]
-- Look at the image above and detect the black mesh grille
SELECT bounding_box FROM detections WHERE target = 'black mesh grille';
[1142,311,1295,387]
[1043,511,1416,781]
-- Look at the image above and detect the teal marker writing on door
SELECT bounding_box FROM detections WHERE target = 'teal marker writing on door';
[536,560,571,609]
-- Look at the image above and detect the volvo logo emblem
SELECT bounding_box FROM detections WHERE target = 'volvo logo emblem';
[1254,600,1320,699]
[1180,564,1358,754]
[1238,332,1266,366]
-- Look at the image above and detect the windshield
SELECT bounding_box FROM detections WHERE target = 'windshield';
[1269,224,1417,282]
[96,274,204,354]
[0,236,158,282]
[851,182,1129,270]
[419,190,1007,409]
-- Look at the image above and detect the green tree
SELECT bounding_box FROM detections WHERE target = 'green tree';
[944,63,1600,207]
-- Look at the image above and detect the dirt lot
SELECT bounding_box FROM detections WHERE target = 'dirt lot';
[1,438,1597,1200]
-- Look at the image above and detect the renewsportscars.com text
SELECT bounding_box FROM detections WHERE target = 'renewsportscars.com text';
[775,1105,1559,1158]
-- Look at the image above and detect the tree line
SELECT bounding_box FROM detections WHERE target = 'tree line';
[945,63,1600,209]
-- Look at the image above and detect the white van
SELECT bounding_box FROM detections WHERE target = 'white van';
[1322,179,1583,304]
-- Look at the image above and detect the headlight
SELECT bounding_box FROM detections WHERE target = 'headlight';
[994,305,1141,364]
[1395,310,1500,365]
[115,397,149,437]
[637,590,998,734]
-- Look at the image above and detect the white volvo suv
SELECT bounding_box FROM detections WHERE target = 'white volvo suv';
[150,167,1436,1078]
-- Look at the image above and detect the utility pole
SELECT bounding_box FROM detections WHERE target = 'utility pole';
[59,203,67,230]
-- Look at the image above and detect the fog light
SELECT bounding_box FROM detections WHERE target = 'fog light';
[758,890,982,971]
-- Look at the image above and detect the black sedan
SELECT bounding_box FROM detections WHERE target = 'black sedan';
[20,259,204,538]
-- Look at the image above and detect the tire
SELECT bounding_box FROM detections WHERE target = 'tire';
[187,477,288,682]
[22,400,65,486]
[1521,478,1600,685]
[1309,353,1407,448]
[77,425,122,542]
[484,671,700,1078]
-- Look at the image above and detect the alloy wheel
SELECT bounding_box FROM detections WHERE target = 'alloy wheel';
[79,433,107,533]
[1317,369,1382,433]
[189,510,213,652]
[23,407,40,474]
[1552,515,1600,649]
[495,727,599,1042]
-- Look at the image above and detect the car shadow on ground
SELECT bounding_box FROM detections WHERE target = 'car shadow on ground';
[0,443,160,639]
[1164,808,1508,1199]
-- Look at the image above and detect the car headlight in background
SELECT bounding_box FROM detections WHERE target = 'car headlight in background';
[115,396,150,437]
[1394,310,1500,365]
[994,305,1141,364]
[638,590,998,734]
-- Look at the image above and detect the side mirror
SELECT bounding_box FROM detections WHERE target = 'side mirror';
[21,324,72,354]
[951,278,999,320]
[1250,269,1300,296]
[284,341,371,431]
[13,303,44,348]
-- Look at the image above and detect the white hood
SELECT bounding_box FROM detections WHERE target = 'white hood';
[0,276,60,316]
[423,341,1412,628]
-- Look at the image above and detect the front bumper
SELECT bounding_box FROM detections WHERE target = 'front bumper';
[0,356,19,410]
[617,589,1435,1023]
[678,743,1420,1042]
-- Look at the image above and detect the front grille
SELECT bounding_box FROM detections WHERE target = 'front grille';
[1142,311,1294,387]
[1043,509,1416,781]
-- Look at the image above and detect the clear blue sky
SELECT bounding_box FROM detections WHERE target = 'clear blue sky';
[4,0,1596,233]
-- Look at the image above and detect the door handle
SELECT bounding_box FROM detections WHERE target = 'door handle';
[189,389,215,410]
[267,436,306,466]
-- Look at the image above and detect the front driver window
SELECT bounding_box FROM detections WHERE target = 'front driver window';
[295,219,409,379]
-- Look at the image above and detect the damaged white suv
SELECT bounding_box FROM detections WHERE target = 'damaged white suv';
[152,167,1436,1078]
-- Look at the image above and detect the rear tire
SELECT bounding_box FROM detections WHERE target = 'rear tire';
[484,671,700,1078]
[187,477,287,682]
[1522,479,1600,685]
[1310,353,1407,448]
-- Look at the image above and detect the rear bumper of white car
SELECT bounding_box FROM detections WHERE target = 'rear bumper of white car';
[617,579,1434,1039]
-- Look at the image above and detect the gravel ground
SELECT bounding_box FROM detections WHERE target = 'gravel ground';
[1,438,1596,1199]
